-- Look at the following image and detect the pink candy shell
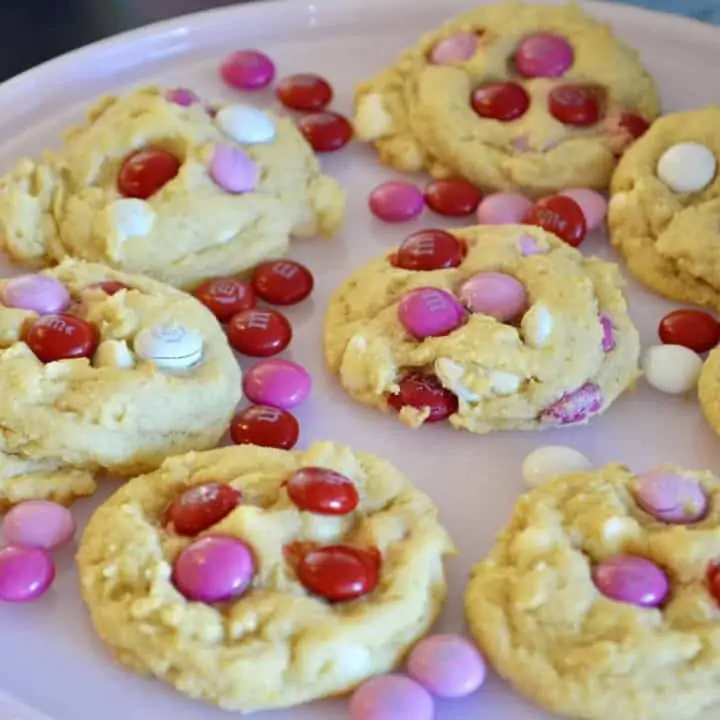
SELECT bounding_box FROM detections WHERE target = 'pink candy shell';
[165,88,200,107]
[559,188,608,233]
[430,33,479,65]
[220,50,276,91]
[514,32,574,79]
[476,193,533,225]
[398,287,466,339]
[349,675,434,720]
[369,182,424,223]
[459,272,528,322]
[209,144,259,194]
[634,469,708,524]
[0,546,55,603]
[540,383,603,425]
[3,500,76,550]
[243,359,312,410]
[592,555,669,608]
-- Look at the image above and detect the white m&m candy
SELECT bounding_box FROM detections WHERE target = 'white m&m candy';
[643,344,703,394]
[522,445,591,488]
[215,105,276,145]
[134,323,203,370]
[656,142,717,193]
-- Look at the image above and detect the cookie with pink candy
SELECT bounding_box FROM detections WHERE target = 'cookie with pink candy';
[323,223,640,434]
[465,461,720,720]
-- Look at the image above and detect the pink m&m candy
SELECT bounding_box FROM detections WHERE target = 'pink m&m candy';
[514,33,574,78]
[600,314,615,352]
[560,188,608,232]
[518,233,547,256]
[3,501,75,550]
[634,469,707,524]
[369,181,424,223]
[350,675,434,720]
[220,49,275,91]
[173,535,254,603]
[243,359,311,410]
[0,546,54,603]
[398,287,465,339]
[209,144,258,194]
[592,555,669,608]
[408,634,486,699]
[430,32,479,65]
[165,87,200,107]
[2,275,70,315]
[459,272,528,322]
[540,383,603,425]
[476,192,533,225]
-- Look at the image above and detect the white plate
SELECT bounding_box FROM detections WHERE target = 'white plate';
[0,0,719,718]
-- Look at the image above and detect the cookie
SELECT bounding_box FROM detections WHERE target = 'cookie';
[0,86,346,289]
[609,106,720,309]
[323,225,640,433]
[465,463,720,720]
[698,345,720,436]
[76,440,455,712]
[0,259,241,507]
[353,2,660,198]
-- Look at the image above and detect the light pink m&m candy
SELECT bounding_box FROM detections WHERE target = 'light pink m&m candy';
[560,188,608,232]
[514,33,574,78]
[518,233,547,256]
[2,275,70,315]
[209,144,258,194]
[219,49,275,90]
[0,546,55,603]
[165,88,200,107]
[430,32,479,65]
[540,383,602,424]
[459,272,528,322]
[592,555,669,608]
[634,469,707,524]
[3,501,75,550]
[173,535,254,603]
[476,192,533,225]
[243,359,311,410]
[600,314,615,352]
[398,287,465,339]
[408,634,486,699]
[350,675,434,720]
[369,181,424,223]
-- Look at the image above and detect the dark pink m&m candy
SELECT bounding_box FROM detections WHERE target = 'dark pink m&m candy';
[592,555,669,608]
[369,182,424,223]
[398,287,465,339]
[514,33,574,78]
[540,383,602,425]
[220,49,275,90]
[0,546,55,603]
[243,359,311,410]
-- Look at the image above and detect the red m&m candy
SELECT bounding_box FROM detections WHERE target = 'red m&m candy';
[619,112,650,141]
[276,73,333,112]
[471,82,530,122]
[117,148,180,199]
[25,314,97,363]
[163,482,241,536]
[658,309,720,354]
[708,563,720,604]
[286,467,359,515]
[251,260,314,306]
[524,195,587,248]
[392,229,465,271]
[298,111,353,152]
[193,276,256,323]
[227,308,292,357]
[548,84,604,126]
[387,372,458,422]
[230,405,299,450]
[424,178,482,217]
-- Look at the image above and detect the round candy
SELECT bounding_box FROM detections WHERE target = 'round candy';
[559,188,608,232]
[458,272,528,322]
[89,280,128,296]
[476,192,533,225]
[251,259,314,306]
[276,73,333,112]
[540,383,602,424]
[297,111,353,152]
[209,144,258,194]
[2,275,70,315]
[230,405,299,450]
[286,467,359,515]
[243,359,311,409]
[619,112,650,141]
[658,309,720,353]
[642,344,703,394]
[398,287,466,339]
[548,84,603,126]
[393,229,465,271]
[164,483,241,536]
[117,148,180,199]
[369,181,424,223]
[215,105,276,145]
[424,178,482,217]
[173,535,254,603]
[165,87,199,107]
[3,501,75,550]
[656,142,717,193]
[297,544,379,602]
[524,195,587,248]
[430,32,478,65]
[350,675,434,720]
[0,546,54,603]
[134,323,203,370]
[25,314,97,363]
[471,81,530,122]
[592,555,669,608]
[634,468,707,524]
[522,445,591,488]
[600,314,616,352]
[227,308,292,357]
[387,372,458,422]
[219,49,275,91]
[517,233,546,256]
[407,634,486,699]
[514,32,573,78]
[192,276,256,323]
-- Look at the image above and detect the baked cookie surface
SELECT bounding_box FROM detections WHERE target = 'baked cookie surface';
[323,225,640,433]
[0,86,345,289]
[465,463,720,720]
[0,259,241,507]
[354,2,660,198]
[76,441,455,712]
[609,106,720,309]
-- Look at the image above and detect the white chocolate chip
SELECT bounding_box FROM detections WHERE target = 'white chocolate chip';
[93,340,136,369]
[215,105,276,145]
[521,304,553,347]
[435,358,479,402]
[608,191,630,214]
[134,323,203,370]
[489,370,521,395]
[601,516,640,548]
[111,199,156,242]
[642,344,702,394]
[656,142,717,193]
[348,334,367,352]
[522,445,591,488]
[510,526,555,560]
[354,93,393,140]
